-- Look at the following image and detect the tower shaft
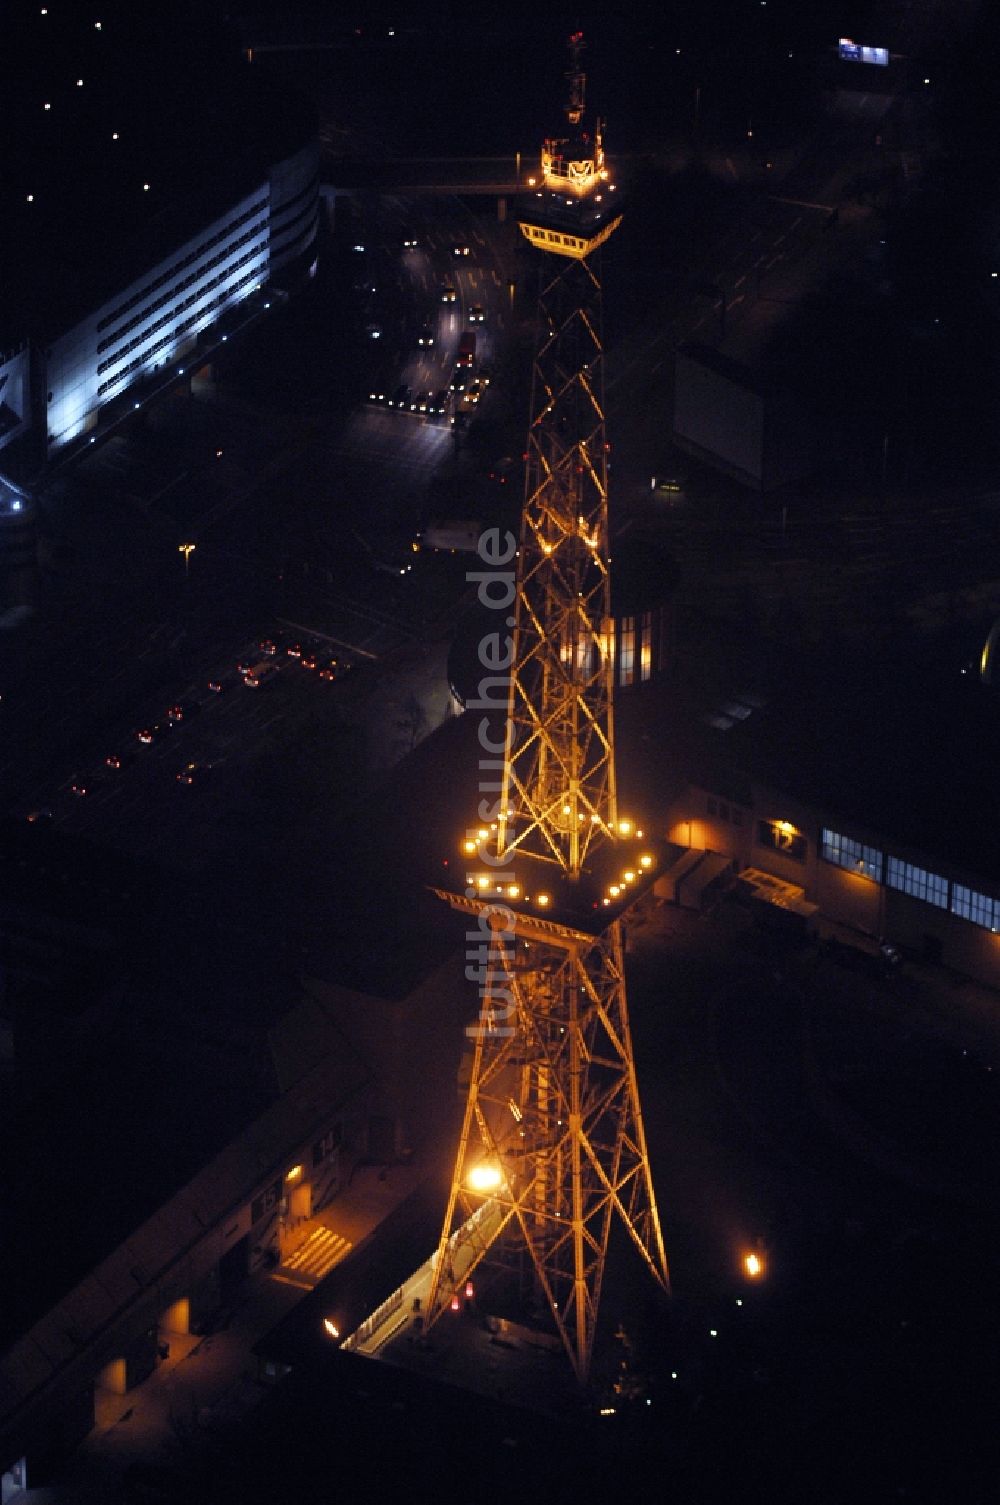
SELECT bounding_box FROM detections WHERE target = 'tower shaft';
[499,252,615,877]
[425,35,668,1387]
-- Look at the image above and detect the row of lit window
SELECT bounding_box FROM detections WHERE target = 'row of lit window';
[97,225,268,363]
[268,172,320,232]
[821,828,999,932]
[97,193,316,381]
[97,237,269,373]
[266,202,320,267]
[96,174,318,357]
[526,226,584,251]
[96,269,261,396]
[619,612,654,686]
[821,829,881,879]
[268,199,320,258]
[96,196,268,335]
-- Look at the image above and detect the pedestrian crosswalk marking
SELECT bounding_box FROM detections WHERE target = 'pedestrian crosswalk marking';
[281,1226,353,1280]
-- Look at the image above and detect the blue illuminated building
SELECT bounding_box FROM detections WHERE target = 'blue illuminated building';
[0,0,319,475]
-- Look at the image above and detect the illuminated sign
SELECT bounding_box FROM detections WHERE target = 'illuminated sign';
[838,38,889,66]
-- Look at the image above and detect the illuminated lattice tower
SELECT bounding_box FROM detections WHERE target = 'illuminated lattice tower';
[424,33,669,1385]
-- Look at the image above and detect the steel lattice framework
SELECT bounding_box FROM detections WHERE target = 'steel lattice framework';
[424,37,669,1387]
[498,252,615,876]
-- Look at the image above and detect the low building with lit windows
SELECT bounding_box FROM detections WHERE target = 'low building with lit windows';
[658,664,1000,989]
[0,2,320,479]
[447,535,676,709]
[0,1020,364,1493]
[609,539,676,690]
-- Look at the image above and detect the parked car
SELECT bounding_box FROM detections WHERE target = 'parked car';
[176,761,213,786]
[136,725,170,745]
[166,702,200,723]
[245,661,282,688]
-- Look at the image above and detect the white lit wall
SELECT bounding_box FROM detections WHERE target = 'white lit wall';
[43,137,319,457]
[268,139,320,272]
[0,347,32,454]
[46,184,269,453]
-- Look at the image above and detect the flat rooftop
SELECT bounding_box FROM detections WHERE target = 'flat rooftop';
[710,655,1000,885]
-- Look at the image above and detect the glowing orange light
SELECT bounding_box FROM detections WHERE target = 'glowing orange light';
[468,1163,502,1192]
[743,1250,766,1280]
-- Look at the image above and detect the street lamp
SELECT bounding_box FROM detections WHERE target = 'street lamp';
[178,542,196,577]
[741,1244,767,1280]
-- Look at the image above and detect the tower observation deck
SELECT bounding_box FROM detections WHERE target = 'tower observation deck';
[517,30,622,260]
[420,35,670,1386]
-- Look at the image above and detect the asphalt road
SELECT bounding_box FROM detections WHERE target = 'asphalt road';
[1,190,515,834]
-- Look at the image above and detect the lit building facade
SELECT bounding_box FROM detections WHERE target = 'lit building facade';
[2,5,321,476]
[0,1010,362,1493]
[664,774,1000,989]
[2,137,319,462]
